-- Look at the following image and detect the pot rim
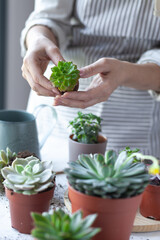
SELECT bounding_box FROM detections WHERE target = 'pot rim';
[68,184,142,202]
[5,184,55,197]
[148,183,160,188]
[145,183,160,193]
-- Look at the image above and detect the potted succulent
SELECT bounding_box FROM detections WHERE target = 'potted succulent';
[140,155,160,220]
[65,148,159,240]
[0,148,37,188]
[50,61,80,94]
[1,156,55,234]
[68,111,107,161]
[31,209,100,240]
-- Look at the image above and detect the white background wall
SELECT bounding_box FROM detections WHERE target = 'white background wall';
[5,0,34,110]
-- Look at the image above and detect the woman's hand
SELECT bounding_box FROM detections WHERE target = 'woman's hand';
[21,25,64,97]
[53,58,126,108]
[53,57,160,108]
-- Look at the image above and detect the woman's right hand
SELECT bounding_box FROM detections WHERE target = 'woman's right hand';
[21,25,64,97]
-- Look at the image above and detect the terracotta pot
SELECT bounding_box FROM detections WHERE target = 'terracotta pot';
[5,186,55,234]
[69,134,107,162]
[68,185,142,240]
[140,184,160,220]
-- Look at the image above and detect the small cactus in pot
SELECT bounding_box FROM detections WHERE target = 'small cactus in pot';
[1,156,55,234]
[138,155,160,220]
[31,209,100,240]
[1,156,55,195]
[0,148,38,186]
[68,111,107,162]
[50,61,80,94]
[65,148,159,240]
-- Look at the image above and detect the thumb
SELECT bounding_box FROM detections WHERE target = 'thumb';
[79,58,109,78]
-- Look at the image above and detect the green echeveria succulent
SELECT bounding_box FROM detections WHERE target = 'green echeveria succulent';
[65,149,150,199]
[1,156,55,195]
[0,147,17,183]
[50,61,80,93]
[31,209,100,240]
[69,111,102,144]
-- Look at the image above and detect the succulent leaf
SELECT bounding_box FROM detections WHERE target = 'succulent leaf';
[0,150,8,164]
[38,169,53,183]
[114,151,127,170]
[65,149,150,199]
[50,61,80,93]
[31,209,100,240]
[25,177,40,185]
[32,163,43,174]
[0,162,5,169]
[1,156,55,195]
[12,158,28,170]
[15,164,24,174]
[0,148,17,183]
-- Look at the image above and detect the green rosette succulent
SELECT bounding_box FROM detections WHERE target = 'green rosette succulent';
[50,61,80,93]
[69,111,102,144]
[31,209,100,240]
[0,147,17,183]
[65,148,150,199]
[1,156,55,195]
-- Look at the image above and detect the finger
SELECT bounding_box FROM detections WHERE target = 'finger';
[62,86,104,101]
[24,64,60,95]
[85,74,103,91]
[62,91,90,101]
[25,59,59,93]
[46,46,65,65]
[53,95,102,109]
[79,58,109,78]
[23,69,57,97]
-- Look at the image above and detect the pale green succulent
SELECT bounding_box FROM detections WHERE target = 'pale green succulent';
[31,209,100,240]
[0,147,17,183]
[65,149,150,199]
[1,156,55,195]
[50,61,80,93]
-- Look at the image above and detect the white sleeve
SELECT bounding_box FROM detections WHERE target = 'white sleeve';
[20,0,75,56]
[137,49,160,101]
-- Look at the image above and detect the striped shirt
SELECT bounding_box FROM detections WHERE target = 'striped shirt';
[21,0,160,160]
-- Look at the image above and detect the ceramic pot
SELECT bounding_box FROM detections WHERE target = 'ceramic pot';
[140,184,160,220]
[68,185,142,240]
[69,134,107,162]
[5,186,55,234]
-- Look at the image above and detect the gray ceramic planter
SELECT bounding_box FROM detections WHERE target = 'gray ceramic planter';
[69,134,107,162]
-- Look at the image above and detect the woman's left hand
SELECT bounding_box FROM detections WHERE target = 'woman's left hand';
[53,58,127,108]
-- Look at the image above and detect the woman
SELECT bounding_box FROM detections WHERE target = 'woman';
[21,0,160,165]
